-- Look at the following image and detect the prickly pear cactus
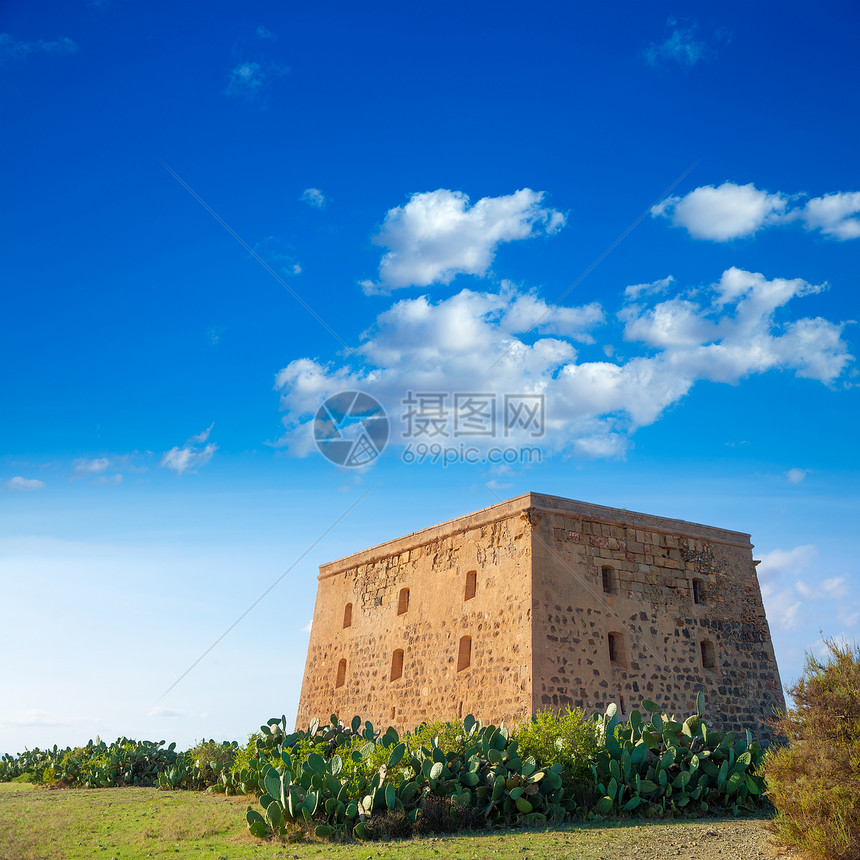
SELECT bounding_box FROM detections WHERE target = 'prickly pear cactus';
[590,693,766,818]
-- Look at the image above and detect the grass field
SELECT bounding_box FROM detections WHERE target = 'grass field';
[0,782,788,860]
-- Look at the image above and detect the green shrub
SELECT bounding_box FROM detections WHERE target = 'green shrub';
[762,637,860,860]
[231,732,265,777]
[515,707,599,806]
[407,720,473,758]
[186,740,238,788]
[589,694,768,818]
[1,739,180,788]
[244,713,569,842]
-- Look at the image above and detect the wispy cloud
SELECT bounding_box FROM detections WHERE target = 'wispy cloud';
[253,235,302,276]
[0,708,93,729]
[300,188,326,208]
[0,33,78,62]
[225,61,264,99]
[624,275,675,301]
[147,707,185,719]
[361,188,565,293]
[72,457,111,477]
[785,468,810,485]
[95,473,123,486]
[652,181,860,242]
[757,547,858,637]
[644,18,710,67]
[4,476,46,492]
[758,545,818,631]
[189,423,214,444]
[256,25,275,41]
[224,59,287,103]
[160,426,218,475]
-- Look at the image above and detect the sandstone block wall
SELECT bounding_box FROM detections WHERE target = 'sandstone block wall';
[296,493,785,740]
[295,502,535,733]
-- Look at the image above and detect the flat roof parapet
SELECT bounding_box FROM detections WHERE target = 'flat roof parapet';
[318,493,752,580]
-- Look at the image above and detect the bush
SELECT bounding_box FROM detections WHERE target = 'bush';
[184,740,239,790]
[762,637,860,860]
[515,707,599,806]
[1,739,180,788]
[589,696,767,818]
[244,713,570,842]
[231,732,265,778]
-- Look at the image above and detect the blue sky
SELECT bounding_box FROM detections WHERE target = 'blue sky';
[2,0,859,754]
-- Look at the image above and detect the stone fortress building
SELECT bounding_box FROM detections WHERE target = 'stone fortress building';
[297,493,785,738]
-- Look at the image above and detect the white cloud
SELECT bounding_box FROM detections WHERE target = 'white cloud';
[652,182,789,241]
[72,457,111,476]
[273,268,852,459]
[653,181,860,242]
[621,268,850,385]
[302,619,313,633]
[256,25,275,41]
[365,188,565,292]
[160,444,217,475]
[160,427,218,475]
[0,33,77,62]
[644,18,708,67]
[4,476,46,492]
[785,468,809,485]
[300,188,325,208]
[757,545,818,587]
[801,192,860,240]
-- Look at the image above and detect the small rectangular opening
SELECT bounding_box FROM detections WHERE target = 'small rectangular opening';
[335,658,346,689]
[343,603,352,628]
[390,649,404,682]
[465,570,477,600]
[601,565,615,594]
[397,587,410,615]
[457,636,472,671]
[692,579,704,605]
[608,632,625,667]
[701,640,716,670]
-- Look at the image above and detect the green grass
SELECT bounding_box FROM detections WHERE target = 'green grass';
[0,782,777,860]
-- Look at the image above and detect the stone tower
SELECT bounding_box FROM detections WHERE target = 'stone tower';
[296,493,785,739]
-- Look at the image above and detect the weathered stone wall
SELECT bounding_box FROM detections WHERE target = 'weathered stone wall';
[296,493,785,741]
[527,495,784,740]
[296,501,535,733]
